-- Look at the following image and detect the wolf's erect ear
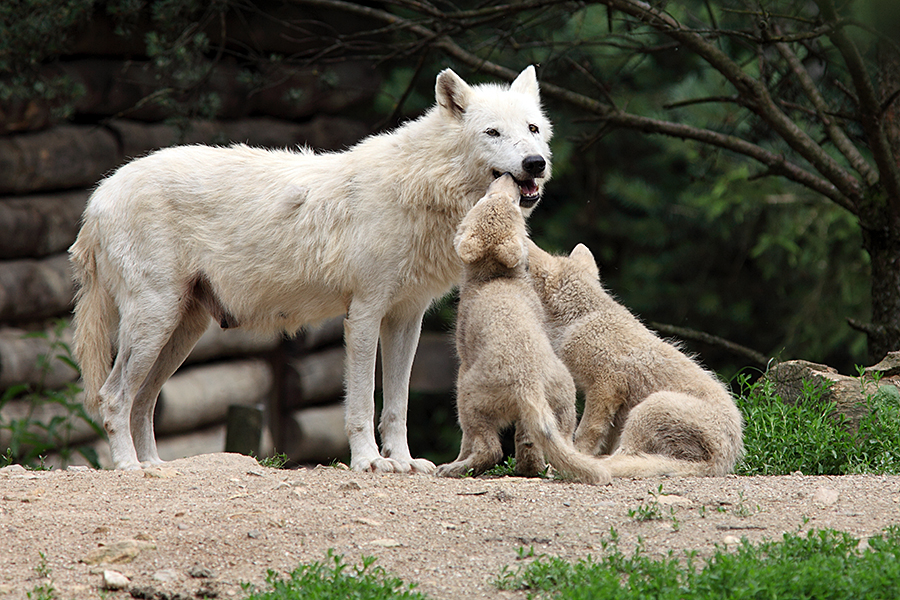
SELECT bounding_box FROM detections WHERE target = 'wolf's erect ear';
[436,68,471,120]
[570,243,599,278]
[510,65,539,101]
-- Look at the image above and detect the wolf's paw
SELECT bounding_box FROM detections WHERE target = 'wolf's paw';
[434,461,469,479]
[352,456,403,473]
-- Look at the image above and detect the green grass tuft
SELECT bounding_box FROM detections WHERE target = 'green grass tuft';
[496,526,900,599]
[241,551,428,600]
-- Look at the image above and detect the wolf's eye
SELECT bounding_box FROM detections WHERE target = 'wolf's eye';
[485,128,500,137]
[529,124,539,134]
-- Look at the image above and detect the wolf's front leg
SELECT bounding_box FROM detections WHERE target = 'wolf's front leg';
[344,305,401,473]
[377,306,435,474]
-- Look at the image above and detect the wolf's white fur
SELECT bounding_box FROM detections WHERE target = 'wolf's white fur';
[70,66,553,471]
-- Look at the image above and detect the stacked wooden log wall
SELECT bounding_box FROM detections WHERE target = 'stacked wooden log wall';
[0,9,457,468]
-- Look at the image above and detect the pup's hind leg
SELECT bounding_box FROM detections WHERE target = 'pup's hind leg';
[435,389,504,478]
[101,292,185,470]
[131,302,210,465]
[378,305,435,473]
[516,368,577,477]
[608,391,723,477]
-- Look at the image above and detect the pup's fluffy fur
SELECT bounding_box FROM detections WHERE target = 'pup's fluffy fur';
[435,176,611,484]
[528,241,744,477]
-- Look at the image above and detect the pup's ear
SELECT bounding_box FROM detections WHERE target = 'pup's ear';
[510,65,540,101]
[495,237,525,270]
[570,243,599,278]
[436,68,471,120]
[455,230,484,264]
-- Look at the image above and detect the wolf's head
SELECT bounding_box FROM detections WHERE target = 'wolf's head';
[435,66,552,216]
[455,174,529,272]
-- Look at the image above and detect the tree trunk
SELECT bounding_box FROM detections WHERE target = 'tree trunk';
[865,43,900,362]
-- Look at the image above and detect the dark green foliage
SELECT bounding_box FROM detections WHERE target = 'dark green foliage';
[497,527,900,599]
[0,320,103,469]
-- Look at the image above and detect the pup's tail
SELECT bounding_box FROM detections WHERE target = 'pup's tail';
[519,389,611,485]
[599,453,721,478]
[70,220,116,416]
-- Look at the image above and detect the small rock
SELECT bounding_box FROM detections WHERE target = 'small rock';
[0,464,26,475]
[657,494,693,507]
[813,487,839,506]
[339,481,362,492]
[82,539,156,565]
[152,568,180,583]
[495,490,514,502]
[354,517,382,527]
[102,570,130,590]
[67,465,90,472]
[247,530,261,539]
[196,582,218,598]
[368,538,402,548]
[188,565,213,579]
[144,467,180,479]
[723,535,741,547]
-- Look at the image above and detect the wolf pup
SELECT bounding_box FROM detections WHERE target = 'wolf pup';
[70,66,552,471]
[435,176,611,484]
[527,241,744,477]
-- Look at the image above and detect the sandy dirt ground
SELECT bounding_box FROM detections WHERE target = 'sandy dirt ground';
[3,453,900,599]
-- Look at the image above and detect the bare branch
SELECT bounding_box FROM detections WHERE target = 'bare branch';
[815,0,900,208]
[649,322,771,367]
[597,0,865,206]
[287,0,857,212]
[773,36,878,186]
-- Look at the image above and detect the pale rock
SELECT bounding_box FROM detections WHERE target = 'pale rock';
[102,570,130,590]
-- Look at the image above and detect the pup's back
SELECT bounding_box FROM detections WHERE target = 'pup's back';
[527,240,743,476]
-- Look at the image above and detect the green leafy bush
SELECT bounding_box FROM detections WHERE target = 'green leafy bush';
[735,371,900,476]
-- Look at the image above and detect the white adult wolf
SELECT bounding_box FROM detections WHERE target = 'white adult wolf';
[70,66,553,472]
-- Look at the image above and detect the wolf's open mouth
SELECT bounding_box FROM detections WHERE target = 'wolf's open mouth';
[492,169,540,208]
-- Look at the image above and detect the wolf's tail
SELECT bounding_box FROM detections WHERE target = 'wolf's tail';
[519,389,611,485]
[70,220,116,416]
[598,453,719,478]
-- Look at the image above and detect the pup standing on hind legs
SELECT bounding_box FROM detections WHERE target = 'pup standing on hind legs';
[435,175,610,485]
[527,241,744,477]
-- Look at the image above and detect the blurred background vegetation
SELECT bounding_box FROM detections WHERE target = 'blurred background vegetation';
[3,0,897,384]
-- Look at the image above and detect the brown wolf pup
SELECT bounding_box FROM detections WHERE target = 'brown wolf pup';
[527,241,744,477]
[435,175,611,484]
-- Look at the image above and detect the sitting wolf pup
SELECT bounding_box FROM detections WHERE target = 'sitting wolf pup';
[527,241,744,477]
[435,175,611,484]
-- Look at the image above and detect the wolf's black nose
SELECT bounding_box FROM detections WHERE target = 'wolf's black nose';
[522,155,546,176]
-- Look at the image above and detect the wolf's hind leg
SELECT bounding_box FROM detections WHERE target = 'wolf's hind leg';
[131,301,210,465]
[101,290,185,470]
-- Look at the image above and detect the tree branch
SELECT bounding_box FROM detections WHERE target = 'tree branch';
[288,0,858,213]
[773,36,878,187]
[815,0,900,212]
[597,0,865,206]
[649,322,771,367]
